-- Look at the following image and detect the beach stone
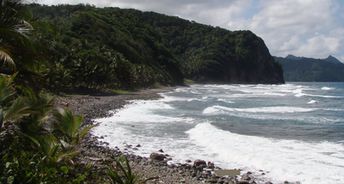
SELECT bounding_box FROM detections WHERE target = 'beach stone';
[194,159,207,167]
[264,182,273,184]
[208,161,215,169]
[241,174,251,181]
[214,169,241,177]
[238,181,250,184]
[206,177,218,183]
[150,153,166,161]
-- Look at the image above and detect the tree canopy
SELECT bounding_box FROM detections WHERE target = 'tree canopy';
[26,3,283,92]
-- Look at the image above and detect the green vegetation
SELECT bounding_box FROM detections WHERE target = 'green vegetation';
[0,1,138,183]
[0,1,285,183]
[275,55,344,82]
[26,3,283,93]
[0,74,93,183]
[108,156,138,184]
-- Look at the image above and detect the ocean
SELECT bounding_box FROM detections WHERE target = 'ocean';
[93,82,344,184]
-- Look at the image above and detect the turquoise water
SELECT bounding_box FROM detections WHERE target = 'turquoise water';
[94,82,344,184]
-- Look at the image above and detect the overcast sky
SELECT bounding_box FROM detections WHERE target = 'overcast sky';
[36,0,344,61]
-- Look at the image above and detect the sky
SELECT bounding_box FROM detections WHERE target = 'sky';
[36,0,344,62]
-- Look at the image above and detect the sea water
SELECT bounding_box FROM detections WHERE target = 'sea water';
[93,82,344,184]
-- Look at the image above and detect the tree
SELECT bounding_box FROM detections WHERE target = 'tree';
[0,0,33,74]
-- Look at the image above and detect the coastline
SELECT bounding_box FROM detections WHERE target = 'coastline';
[55,86,271,184]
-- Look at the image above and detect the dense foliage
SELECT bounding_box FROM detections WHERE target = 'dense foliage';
[27,4,283,92]
[275,55,344,82]
[0,75,93,183]
[0,1,140,183]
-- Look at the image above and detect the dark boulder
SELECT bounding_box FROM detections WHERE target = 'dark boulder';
[193,159,207,167]
[149,153,166,161]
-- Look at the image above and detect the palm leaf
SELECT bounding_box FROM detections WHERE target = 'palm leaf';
[53,108,84,139]
[0,0,33,39]
[0,74,16,105]
[108,156,138,184]
[77,124,95,142]
[56,150,79,163]
[3,96,31,122]
[0,108,3,129]
[0,49,16,73]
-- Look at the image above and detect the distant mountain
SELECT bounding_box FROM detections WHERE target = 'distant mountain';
[275,55,344,82]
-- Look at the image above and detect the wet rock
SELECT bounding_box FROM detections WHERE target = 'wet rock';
[208,161,215,169]
[186,159,192,163]
[136,144,141,147]
[206,177,218,183]
[238,181,250,184]
[194,159,207,167]
[241,174,251,181]
[158,149,164,153]
[149,153,166,161]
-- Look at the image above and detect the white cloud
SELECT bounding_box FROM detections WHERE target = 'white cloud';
[35,0,344,61]
[228,0,344,60]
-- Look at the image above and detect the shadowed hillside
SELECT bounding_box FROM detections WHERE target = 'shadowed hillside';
[275,55,344,82]
[28,4,284,91]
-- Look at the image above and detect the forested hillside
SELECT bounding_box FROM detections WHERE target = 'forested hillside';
[275,55,344,82]
[27,4,284,91]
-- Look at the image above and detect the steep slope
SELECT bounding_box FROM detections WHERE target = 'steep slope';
[28,4,284,91]
[275,55,344,82]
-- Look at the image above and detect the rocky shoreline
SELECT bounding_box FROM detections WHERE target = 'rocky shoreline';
[55,87,283,184]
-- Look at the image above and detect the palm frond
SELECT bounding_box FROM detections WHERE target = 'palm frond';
[0,74,16,105]
[3,96,31,122]
[108,156,138,184]
[53,108,84,140]
[0,49,16,73]
[0,0,32,39]
[0,108,3,129]
[78,124,95,142]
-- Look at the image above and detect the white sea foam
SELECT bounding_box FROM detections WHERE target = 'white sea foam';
[304,94,344,99]
[217,98,235,104]
[93,83,344,184]
[186,123,344,184]
[203,105,316,114]
[293,88,305,97]
[95,100,189,123]
[307,100,317,104]
[321,87,334,90]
